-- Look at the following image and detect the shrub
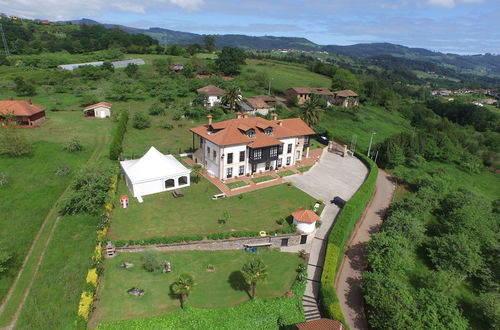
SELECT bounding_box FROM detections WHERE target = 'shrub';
[142,250,161,272]
[132,111,151,129]
[64,137,83,152]
[54,165,71,176]
[172,111,183,121]
[0,172,9,187]
[109,110,128,160]
[149,103,166,116]
[160,121,174,130]
[0,128,32,157]
[77,291,93,321]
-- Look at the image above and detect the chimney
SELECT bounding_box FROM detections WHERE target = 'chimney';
[236,112,242,119]
[28,98,32,104]
[207,115,213,125]
[243,112,249,118]
[272,113,278,121]
[277,120,283,126]
[9,96,13,100]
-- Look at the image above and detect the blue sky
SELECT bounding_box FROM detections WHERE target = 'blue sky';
[3,0,500,54]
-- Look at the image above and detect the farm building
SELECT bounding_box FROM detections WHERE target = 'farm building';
[120,147,191,198]
[333,90,358,107]
[0,99,46,126]
[196,85,225,107]
[58,59,145,71]
[83,102,112,118]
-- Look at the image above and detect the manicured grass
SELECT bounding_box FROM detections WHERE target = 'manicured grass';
[226,180,249,189]
[277,170,295,177]
[297,166,312,173]
[91,249,301,326]
[109,178,315,240]
[250,175,276,184]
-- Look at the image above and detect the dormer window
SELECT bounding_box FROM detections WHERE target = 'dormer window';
[264,127,273,136]
[246,129,255,138]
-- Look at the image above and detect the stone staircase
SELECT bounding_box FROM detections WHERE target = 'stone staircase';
[303,293,322,321]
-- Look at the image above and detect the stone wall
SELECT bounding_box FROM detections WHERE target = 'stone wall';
[113,233,303,254]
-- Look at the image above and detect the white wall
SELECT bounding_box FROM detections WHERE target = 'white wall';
[94,106,111,118]
[204,139,221,177]
[293,219,316,234]
[126,174,190,198]
[207,95,221,107]
[279,137,297,166]
[220,144,248,179]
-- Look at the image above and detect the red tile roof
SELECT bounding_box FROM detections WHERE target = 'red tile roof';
[334,90,358,97]
[0,100,46,117]
[291,209,320,223]
[197,85,225,96]
[296,319,343,330]
[191,116,314,147]
[83,102,112,111]
[246,97,272,109]
[288,87,334,96]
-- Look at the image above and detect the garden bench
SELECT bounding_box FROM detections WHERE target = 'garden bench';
[212,193,226,200]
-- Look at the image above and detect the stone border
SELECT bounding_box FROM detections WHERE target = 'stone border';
[254,178,278,185]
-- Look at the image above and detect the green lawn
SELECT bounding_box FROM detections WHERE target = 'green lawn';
[277,170,295,177]
[250,175,276,184]
[297,166,313,173]
[226,181,249,189]
[109,178,315,240]
[91,249,301,326]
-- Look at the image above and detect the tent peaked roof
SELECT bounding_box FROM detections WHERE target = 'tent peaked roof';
[120,147,190,183]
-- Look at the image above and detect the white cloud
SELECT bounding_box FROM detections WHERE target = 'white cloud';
[169,0,205,11]
[427,0,484,8]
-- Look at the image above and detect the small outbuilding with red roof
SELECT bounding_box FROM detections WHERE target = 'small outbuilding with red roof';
[83,102,112,118]
[291,209,320,233]
[0,99,46,126]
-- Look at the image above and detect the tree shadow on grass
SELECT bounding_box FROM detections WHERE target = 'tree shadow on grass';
[228,271,250,299]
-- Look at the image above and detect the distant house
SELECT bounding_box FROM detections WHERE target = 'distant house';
[58,59,145,71]
[169,63,184,73]
[197,85,225,107]
[480,98,497,105]
[333,90,359,107]
[240,97,275,115]
[0,99,46,126]
[286,87,334,106]
[120,147,191,199]
[83,102,112,118]
[432,89,453,96]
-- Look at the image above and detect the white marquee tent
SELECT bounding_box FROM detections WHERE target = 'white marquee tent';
[120,147,191,198]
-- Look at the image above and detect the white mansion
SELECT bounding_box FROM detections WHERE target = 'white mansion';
[190,112,315,180]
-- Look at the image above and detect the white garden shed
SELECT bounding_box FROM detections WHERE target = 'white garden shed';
[120,147,191,198]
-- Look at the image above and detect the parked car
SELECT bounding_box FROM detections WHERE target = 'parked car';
[331,196,346,208]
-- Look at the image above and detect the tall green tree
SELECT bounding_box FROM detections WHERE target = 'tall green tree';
[13,77,36,96]
[299,98,322,127]
[170,273,195,308]
[331,68,360,92]
[222,87,241,110]
[203,35,216,52]
[215,47,246,75]
[241,257,268,299]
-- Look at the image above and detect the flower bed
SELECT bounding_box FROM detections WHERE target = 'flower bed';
[277,170,295,177]
[251,175,276,184]
[226,180,249,190]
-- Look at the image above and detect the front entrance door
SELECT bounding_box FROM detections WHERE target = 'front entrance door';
[265,161,270,170]
[252,163,257,174]
[300,235,307,244]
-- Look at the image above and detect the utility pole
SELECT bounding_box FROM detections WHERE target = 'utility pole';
[0,23,10,56]
[367,132,376,158]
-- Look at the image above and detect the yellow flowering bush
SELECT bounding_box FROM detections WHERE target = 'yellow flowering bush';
[97,227,108,242]
[86,268,98,287]
[78,291,93,320]
[93,242,102,263]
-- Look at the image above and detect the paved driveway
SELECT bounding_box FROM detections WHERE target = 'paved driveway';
[283,147,368,321]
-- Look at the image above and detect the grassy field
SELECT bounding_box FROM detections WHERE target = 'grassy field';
[91,249,301,326]
[109,178,315,240]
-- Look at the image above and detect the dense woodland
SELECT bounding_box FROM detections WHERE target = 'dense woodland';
[0,17,499,329]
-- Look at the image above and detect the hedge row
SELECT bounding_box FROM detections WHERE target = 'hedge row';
[109,110,129,160]
[114,223,298,247]
[318,152,378,324]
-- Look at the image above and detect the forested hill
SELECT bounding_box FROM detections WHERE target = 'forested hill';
[65,19,500,77]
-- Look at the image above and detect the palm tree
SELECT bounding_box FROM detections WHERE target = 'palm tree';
[171,273,195,308]
[241,258,268,299]
[299,98,322,127]
[222,87,241,111]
